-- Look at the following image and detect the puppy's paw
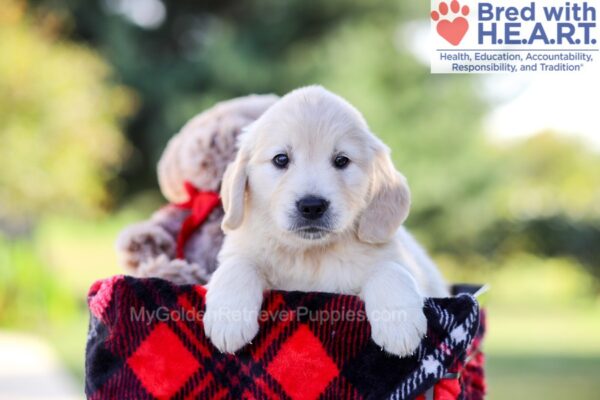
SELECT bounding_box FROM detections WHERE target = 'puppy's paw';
[368,306,427,357]
[203,298,260,353]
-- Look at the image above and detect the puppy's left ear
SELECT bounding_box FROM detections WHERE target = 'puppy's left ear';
[357,141,411,244]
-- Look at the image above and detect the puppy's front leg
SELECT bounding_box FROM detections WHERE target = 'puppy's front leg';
[361,263,427,357]
[203,258,264,353]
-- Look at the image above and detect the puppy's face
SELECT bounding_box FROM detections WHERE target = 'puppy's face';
[248,109,371,243]
[221,86,410,247]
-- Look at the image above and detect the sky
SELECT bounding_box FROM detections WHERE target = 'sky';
[484,73,600,149]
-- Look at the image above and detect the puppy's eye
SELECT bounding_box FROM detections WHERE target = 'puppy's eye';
[333,155,350,169]
[272,154,289,169]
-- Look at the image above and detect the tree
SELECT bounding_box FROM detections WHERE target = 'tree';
[32,0,490,202]
[0,1,133,228]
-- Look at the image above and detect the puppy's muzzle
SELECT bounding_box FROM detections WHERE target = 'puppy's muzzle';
[296,196,329,220]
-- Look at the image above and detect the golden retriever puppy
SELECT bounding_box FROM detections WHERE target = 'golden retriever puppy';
[203,86,448,357]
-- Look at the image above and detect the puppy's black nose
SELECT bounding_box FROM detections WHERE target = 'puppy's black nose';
[297,196,329,220]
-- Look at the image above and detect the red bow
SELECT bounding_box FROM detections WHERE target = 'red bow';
[175,182,221,259]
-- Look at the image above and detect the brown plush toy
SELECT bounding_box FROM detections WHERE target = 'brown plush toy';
[115,94,278,284]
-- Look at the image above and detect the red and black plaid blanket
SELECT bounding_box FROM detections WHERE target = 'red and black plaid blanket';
[85,276,485,400]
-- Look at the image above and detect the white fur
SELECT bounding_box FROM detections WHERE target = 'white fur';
[204,86,448,356]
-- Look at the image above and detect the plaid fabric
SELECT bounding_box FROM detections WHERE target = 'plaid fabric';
[86,276,485,400]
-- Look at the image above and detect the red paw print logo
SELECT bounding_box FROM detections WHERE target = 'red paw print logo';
[431,0,470,46]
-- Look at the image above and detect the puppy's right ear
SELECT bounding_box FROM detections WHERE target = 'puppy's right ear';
[220,148,249,231]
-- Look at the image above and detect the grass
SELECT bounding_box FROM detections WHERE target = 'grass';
[487,355,600,400]
[0,238,90,383]
[484,306,600,399]
[1,211,600,398]
[471,257,600,399]
[0,209,146,384]
[486,307,600,356]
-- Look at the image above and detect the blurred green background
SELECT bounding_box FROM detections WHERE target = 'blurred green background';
[1,0,599,398]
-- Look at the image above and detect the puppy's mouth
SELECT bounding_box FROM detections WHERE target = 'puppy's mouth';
[292,226,332,240]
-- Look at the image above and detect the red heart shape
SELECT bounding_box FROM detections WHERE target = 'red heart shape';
[436,17,469,46]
